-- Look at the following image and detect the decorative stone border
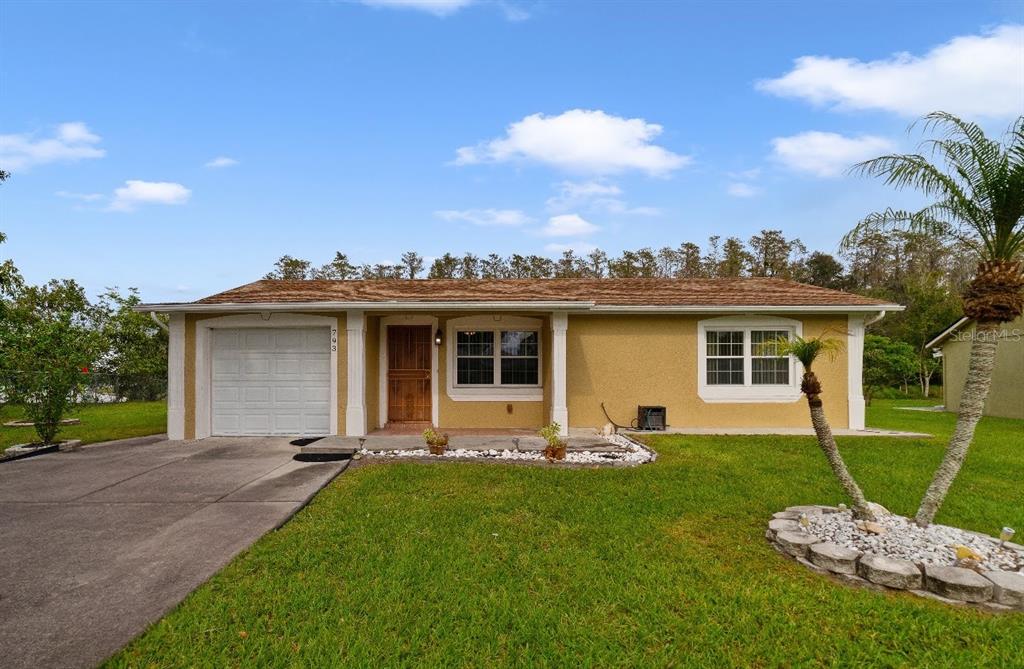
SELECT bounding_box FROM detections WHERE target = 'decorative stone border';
[767,505,1024,612]
[359,433,656,467]
[2,439,83,462]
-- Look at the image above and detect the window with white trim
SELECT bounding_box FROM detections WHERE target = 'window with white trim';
[698,317,802,402]
[455,329,539,387]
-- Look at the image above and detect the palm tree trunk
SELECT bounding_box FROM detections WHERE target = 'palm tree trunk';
[804,382,874,521]
[914,320,1000,527]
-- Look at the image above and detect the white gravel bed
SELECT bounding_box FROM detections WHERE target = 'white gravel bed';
[359,433,656,465]
[808,510,1023,574]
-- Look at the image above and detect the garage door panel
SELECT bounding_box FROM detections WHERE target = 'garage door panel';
[273,357,304,376]
[212,327,332,437]
[213,414,240,434]
[214,330,241,349]
[213,386,240,404]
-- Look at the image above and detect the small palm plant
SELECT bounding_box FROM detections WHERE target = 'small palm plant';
[770,335,875,521]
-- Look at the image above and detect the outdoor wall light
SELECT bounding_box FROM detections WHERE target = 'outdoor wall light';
[435,328,443,346]
[1000,527,1015,547]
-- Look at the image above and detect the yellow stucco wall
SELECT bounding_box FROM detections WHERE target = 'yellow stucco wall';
[182,311,347,438]
[180,309,853,435]
[566,314,850,429]
[941,315,1024,420]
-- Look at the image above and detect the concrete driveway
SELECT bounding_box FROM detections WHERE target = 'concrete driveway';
[0,436,348,669]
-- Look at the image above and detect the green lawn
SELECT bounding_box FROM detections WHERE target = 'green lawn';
[1,401,166,453]
[110,401,1023,668]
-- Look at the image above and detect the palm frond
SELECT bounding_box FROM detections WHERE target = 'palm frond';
[770,335,843,371]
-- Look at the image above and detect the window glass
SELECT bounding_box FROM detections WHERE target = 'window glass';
[456,331,493,357]
[500,331,538,356]
[456,331,495,384]
[500,331,539,385]
[457,357,494,385]
[706,330,744,385]
[751,330,790,385]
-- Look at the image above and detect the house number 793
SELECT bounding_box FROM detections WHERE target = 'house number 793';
[331,328,338,352]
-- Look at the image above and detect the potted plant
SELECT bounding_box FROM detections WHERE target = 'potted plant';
[422,427,449,456]
[538,422,566,461]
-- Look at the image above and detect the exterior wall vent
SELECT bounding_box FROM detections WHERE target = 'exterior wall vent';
[637,406,666,431]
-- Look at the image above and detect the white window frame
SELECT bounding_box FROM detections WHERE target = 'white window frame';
[446,315,543,401]
[697,315,803,403]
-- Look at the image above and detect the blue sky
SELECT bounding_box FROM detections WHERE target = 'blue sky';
[1,0,1021,302]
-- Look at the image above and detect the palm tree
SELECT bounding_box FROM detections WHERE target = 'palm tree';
[843,112,1024,527]
[772,335,876,521]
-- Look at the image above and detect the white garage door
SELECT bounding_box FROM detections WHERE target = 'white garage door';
[211,328,331,436]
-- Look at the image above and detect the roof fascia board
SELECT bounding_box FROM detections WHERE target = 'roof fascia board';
[925,317,971,349]
[137,301,902,314]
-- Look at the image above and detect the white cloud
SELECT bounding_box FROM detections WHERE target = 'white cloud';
[757,24,1024,118]
[546,180,660,216]
[434,208,531,226]
[0,122,105,171]
[359,0,474,16]
[541,213,599,237]
[545,241,598,254]
[726,182,761,198]
[109,180,191,212]
[455,109,689,175]
[770,131,895,178]
[204,156,238,168]
[55,190,104,202]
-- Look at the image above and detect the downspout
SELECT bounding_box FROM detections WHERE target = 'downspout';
[149,311,169,333]
[864,310,886,328]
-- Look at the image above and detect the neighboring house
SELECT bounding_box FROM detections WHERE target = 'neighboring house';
[926,314,1024,420]
[138,278,902,439]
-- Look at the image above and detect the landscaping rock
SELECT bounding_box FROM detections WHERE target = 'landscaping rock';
[775,530,819,558]
[982,571,1024,608]
[857,554,922,589]
[861,521,887,535]
[772,511,800,520]
[866,501,891,517]
[785,505,825,515]
[923,565,994,602]
[808,542,860,574]
[768,518,800,536]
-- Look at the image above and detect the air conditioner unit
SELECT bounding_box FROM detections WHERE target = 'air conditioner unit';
[637,406,666,431]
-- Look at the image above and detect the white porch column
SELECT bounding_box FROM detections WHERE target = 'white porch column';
[551,311,569,436]
[166,313,185,441]
[345,310,367,436]
[847,314,866,430]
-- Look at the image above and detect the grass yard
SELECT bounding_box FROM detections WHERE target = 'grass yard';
[110,401,1023,668]
[0,401,166,453]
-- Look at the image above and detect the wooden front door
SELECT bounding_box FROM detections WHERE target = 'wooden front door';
[387,325,432,422]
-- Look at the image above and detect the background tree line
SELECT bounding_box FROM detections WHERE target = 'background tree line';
[266,227,973,398]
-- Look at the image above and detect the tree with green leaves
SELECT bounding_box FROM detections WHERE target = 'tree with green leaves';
[1,273,102,445]
[863,334,918,404]
[428,253,460,279]
[264,255,312,280]
[93,288,168,401]
[399,251,424,279]
[314,252,359,280]
[772,335,875,520]
[843,112,1024,527]
[749,229,806,278]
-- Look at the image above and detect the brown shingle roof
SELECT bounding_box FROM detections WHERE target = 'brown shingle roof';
[189,278,893,308]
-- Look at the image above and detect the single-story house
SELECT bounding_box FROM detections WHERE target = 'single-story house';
[926,314,1024,420]
[138,278,902,440]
